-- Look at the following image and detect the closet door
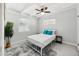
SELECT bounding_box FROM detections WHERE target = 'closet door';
[77,18,79,51]
[77,4,79,51]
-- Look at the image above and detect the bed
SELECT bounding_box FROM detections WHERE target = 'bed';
[27,30,56,56]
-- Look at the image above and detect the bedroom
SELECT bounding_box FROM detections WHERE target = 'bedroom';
[4,3,79,56]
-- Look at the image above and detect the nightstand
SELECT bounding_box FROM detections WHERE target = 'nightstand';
[55,35,62,44]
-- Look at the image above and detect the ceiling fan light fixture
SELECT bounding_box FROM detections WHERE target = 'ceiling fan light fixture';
[41,12,44,15]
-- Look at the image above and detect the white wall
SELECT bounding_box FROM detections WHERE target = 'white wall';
[0,4,2,47]
[39,6,77,45]
[0,3,2,55]
[5,9,38,45]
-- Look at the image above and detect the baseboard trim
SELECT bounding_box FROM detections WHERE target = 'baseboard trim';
[63,41,77,47]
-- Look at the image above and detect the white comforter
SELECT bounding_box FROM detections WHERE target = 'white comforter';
[28,34,56,48]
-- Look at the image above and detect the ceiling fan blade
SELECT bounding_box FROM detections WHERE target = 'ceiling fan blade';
[45,7,48,10]
[35,9,40,11]
[37,13,40,14]
[36,12,41,14]
[44,11,50,13]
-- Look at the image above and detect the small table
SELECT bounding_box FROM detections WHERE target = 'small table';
[55,36,62,44]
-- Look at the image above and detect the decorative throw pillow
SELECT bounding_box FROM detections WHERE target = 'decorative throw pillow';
[43,30,48,34]
[47,31,53,35]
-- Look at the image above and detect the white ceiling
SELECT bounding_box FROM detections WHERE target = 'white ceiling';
[5,3,76,17]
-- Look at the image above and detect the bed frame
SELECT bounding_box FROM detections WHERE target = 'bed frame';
[27,34,56,56]
[27,41,53,56]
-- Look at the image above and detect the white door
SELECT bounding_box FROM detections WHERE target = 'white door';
[77,18,79,51]
[77,4,79,51]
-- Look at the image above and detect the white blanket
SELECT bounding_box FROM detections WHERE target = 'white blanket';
[28,34,56,48]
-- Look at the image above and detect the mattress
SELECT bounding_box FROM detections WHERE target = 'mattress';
[27,34,56,48]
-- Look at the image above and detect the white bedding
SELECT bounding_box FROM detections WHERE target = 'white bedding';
[28,34,56,48]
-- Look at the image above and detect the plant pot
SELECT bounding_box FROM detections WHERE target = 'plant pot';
[5,42,11,49]
[5,37,11,49]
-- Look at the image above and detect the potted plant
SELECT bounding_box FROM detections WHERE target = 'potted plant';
[5,22,14,49]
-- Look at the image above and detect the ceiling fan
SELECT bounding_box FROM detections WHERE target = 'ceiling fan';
[35,6,50,15]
